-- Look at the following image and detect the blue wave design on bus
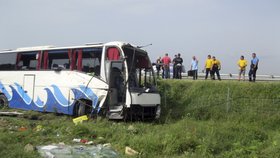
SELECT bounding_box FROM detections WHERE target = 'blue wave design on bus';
[34,96,44,107]
[49,84,69,107]
[44,88,73,114]
[9,85,33,110]
[3,82,100,115]
[14,83,32,105]
[0,81,12,101]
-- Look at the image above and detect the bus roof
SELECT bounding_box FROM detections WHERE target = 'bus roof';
[0,41,134,54]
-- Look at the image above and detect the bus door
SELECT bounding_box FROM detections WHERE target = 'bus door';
[105,61,126,108]
[23,74,35,100]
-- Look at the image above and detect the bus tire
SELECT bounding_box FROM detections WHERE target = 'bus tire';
[0,94,8,109]
[77,102,86,116]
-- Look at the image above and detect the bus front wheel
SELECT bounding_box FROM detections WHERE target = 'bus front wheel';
[0,94,8,109]
[77,102,86,116]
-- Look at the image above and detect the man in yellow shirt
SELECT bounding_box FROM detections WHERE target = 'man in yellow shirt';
[211,56,221,80]
[204,55,213,79]
[237,55,247,81]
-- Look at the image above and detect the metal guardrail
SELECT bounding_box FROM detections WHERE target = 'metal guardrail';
[179,73,280,81]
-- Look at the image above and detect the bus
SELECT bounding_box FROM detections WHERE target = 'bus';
[0,41,161,120]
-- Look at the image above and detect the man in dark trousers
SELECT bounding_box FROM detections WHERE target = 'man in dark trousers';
[172,54,177,79]
[174,53,183,79]
[190,56,198,80]
[211,56,221,81]
[204,55,212,79]
[249,53,259,82]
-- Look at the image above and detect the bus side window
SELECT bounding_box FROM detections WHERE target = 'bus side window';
[16,52,39,70]
[47,50,70,70]
[0,52,17,70]
[80,47,102,75]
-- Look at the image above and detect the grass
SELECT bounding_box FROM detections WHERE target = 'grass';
[1,80,280,157]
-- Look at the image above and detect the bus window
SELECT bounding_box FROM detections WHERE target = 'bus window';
[47,50,70,70]
[16,52,40,70]
[75,47,102,75]
[0,53,17,70]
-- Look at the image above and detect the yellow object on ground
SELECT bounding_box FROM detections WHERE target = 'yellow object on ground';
[73,115,88,125]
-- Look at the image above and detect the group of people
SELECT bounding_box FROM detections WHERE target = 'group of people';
[191,53,259,81]
[155,52,260,82]
[203,55,222,80]
[189,55,222,80]
[237,53,259,82]
[156,53,183,79]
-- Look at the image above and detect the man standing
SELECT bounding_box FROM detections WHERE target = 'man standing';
[211,56,221,80]
[204,55,212,79]
[172,55,178,79]
[155,57,162,79]
[173,53,183,79]
[190,56,198,80]
[161,53,171,79]
[249,53,259,82]
[237,55,247,81]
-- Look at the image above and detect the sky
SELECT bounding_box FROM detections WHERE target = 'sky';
[1,0,280,75]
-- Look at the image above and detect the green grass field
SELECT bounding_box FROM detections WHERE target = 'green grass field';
[1,80,280,157]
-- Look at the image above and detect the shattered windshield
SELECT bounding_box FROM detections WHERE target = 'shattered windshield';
[123,46,156,92]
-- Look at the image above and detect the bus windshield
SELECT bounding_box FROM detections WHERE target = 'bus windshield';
[123,46,157,92]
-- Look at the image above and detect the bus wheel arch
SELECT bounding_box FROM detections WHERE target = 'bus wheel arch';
[73,99,92,117]
[0,94,9,109]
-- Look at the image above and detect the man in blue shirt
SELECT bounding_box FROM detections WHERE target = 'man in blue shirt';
[190,56,198,80]
[249,53,259,82]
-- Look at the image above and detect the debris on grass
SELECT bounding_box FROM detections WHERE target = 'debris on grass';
[125,146,139,156]
[18,126,28,132]
[127,125,138,134]
[73,138,93,144]
[0,111,24,116]
[34,125,43,132]
[24,144,34,152]
[37,144,119,158]
[73,115,88,125]
[73,138,82,143]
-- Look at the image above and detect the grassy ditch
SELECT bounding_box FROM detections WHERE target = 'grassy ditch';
[1,80,280,157]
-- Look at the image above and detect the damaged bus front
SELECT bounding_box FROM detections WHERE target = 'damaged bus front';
[103,43,161,120]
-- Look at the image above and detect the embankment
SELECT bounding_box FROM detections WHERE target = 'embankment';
[157,80,280,122]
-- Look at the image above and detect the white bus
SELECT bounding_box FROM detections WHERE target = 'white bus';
[0,41,161,120]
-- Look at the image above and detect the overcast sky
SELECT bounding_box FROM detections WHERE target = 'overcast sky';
[1,0,280,75]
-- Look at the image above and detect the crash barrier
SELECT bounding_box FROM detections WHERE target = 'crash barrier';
[169,72,280,81]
